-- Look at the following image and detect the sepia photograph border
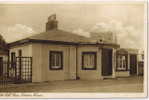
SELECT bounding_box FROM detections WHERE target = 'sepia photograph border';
[0,0,148,99]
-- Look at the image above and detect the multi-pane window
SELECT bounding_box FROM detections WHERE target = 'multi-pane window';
[82,52,96,70]
[49,51,63,70]
[117,55,127,71]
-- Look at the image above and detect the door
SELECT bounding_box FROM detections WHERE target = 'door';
[102,48,113,76]
[130,54,137,75]
[0,57,3,76]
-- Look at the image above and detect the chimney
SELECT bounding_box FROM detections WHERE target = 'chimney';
[46,14,58,31]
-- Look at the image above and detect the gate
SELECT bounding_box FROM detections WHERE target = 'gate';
[15,57,32,83]
[0,57,32,85]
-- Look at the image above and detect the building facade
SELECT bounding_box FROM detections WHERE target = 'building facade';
[115,48,142,77]
[8,15,120,82]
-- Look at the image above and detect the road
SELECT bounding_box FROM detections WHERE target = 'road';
[0,76,143,92]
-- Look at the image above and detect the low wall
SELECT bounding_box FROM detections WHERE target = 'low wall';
[115,71,130,77]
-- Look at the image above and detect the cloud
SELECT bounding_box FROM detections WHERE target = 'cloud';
[72,19,144,49]
[0,21,144,49]
[72,28,90,38]
[90,20,144,49]
[0,24,36,43]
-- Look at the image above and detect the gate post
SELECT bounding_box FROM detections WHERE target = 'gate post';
[7,59,10,79]
[19,57,22,81]
[31,57,32,82]
[14,58,17,82]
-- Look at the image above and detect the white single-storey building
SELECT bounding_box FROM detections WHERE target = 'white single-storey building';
[7,15,121,82]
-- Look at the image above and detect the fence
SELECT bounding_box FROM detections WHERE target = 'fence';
[0,57,32,86]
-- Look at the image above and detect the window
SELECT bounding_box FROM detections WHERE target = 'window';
[18,49,22,57]
[82,52,97,70]
[49,51,63,70]
[11,52,16,62]
[11,52,16,68]
[142,54,144,60]
[116,55,128,71]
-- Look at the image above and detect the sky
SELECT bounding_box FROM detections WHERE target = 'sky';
[0,2,145,49]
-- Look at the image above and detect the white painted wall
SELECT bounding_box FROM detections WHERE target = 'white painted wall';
[77,46,102,80]
[31,43,77,82]
[9,44,32,57]
[115,71,129,77]
[9,43,119,82]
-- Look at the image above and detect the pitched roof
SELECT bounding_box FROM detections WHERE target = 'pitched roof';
[8,29,120,48]
[28,29,90,43]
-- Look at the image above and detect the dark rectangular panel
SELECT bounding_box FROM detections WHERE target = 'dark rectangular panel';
[102,49,113,76]
[0,57,3,76]
[130,54,137,75]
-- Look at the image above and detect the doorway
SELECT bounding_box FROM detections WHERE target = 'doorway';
[102,48,113,76]
[130,54,137,75]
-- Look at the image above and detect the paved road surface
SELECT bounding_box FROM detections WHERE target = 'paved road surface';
[0,76,143,92]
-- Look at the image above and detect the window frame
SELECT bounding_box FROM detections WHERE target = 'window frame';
[116,54,128,71]
[49,51,63,70]
[82,52,97,70]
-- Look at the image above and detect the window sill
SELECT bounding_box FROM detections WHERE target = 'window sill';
[116,70,129,71]
[82,67,96,70]
[49,68,63,70]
